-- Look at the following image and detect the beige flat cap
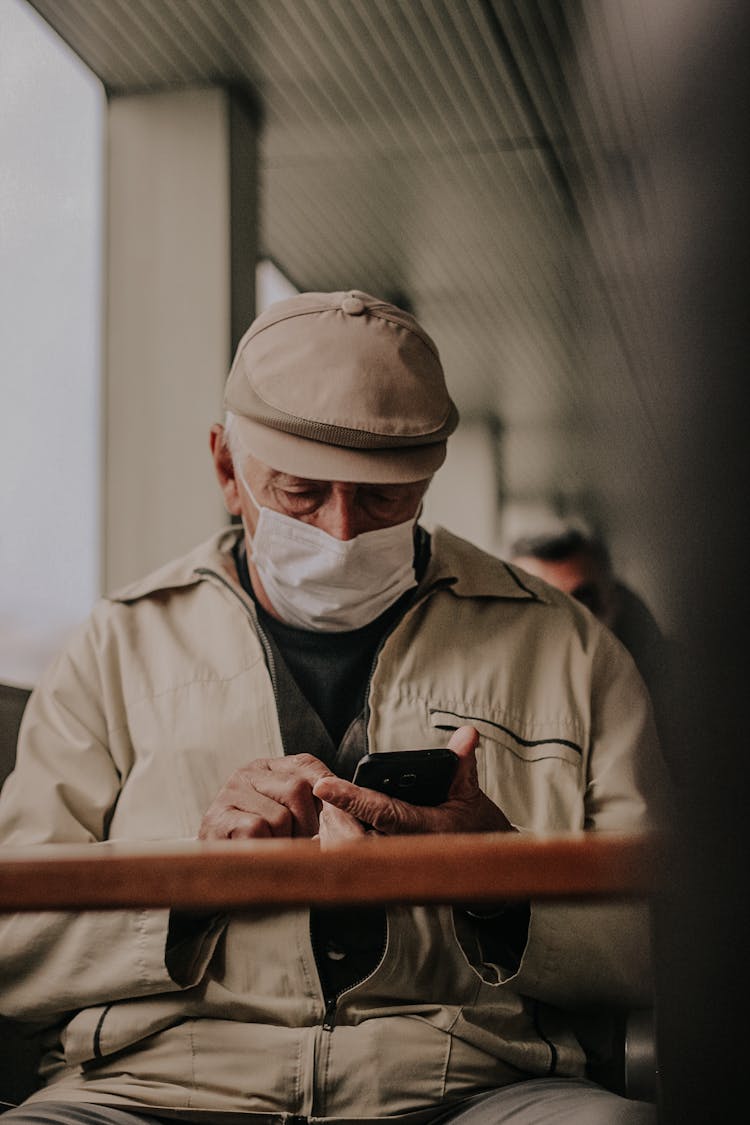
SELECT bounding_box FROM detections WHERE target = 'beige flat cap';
[224,289,458,482]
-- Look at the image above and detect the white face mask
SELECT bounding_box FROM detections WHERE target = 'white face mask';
[236,466,419,632]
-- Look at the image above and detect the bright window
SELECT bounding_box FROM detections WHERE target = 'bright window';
[256,258,298,311]
[0,0,104,685]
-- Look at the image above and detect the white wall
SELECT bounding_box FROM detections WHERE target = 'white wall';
[0,0,103,686]
[104,89,235,592]
[421,419,503,556]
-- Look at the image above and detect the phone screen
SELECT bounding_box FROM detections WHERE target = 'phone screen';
[352,748,459,806]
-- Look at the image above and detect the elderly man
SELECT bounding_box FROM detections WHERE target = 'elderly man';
[0,291,665,1125]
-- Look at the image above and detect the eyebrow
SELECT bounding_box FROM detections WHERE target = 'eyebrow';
[266,471,323,488]
[267,474,404,492]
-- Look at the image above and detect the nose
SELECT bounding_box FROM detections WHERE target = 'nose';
[317,488,359,541]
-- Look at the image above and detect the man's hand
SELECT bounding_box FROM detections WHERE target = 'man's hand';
[312,726,514,836]
[316,802,369,847]
[198,754,334,839]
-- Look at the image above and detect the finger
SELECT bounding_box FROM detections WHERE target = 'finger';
[447,725,479,758]
[228,815,274,840]
[232,754,334,795]
[199,790,294,839]
[313,777,431,835]
[442,728,514,833]
[317,802,367,847]
[313,777,378,819]
[198,809,276,840]
[229,755,335,837]
[280,753,336,784]
[446,726,481,798]
[248,774,323,837]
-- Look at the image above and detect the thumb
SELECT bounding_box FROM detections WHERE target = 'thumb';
[447,724,479,759]
[446,725,481,797]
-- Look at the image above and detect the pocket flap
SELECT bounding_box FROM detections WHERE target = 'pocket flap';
[429,709,583,767]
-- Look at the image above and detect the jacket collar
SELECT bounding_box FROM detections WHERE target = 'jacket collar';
[108,524,547,605]
[108,527,242,603]
[423,526,548,602]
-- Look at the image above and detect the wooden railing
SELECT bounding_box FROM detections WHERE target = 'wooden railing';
[0,832,658,911]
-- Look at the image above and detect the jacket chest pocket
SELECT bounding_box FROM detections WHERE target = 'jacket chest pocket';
[429,708,585,832]
[114,663,283,839]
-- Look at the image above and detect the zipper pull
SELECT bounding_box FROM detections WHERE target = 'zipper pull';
[322,996,337,1032]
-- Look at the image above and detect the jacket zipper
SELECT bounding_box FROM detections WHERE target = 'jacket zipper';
[322,995,338,1032]
[199,561,443,1037]
[311,914,343,1032]
[311,913,389,1033]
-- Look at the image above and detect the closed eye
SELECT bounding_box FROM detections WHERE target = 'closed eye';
[276,488,327,513]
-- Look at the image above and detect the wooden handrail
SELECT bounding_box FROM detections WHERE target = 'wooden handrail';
[0,832,658,911]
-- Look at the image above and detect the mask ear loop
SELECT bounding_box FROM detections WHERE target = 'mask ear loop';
[233,458,263,514]
[230,456,265,564]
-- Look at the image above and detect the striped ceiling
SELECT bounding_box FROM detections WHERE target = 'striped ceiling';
[27,0,664,514]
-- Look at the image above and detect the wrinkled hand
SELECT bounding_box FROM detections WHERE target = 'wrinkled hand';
[316,801,370,847]
[198,754,334,840]
[313,726,514,837]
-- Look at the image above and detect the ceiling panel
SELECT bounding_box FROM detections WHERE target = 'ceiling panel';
[26,0,662,521]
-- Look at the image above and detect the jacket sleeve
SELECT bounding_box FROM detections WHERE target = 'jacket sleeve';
[455,627,671,1009]
[0,614,223,1023]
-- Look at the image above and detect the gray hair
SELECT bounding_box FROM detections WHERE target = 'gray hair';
[223,411,244,464]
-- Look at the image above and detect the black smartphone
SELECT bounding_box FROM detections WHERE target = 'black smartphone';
[352,748,459,807]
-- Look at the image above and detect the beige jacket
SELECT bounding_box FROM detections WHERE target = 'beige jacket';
[0,527,667,1121]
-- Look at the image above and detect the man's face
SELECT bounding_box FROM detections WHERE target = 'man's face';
[210,424,431,619]
[511,549,617,627]
[233,452,430,542]
[211,424,430,542]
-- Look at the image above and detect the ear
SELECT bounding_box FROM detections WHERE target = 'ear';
[210,424,242,516]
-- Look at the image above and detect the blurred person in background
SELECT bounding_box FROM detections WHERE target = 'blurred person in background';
[510,526,675,780]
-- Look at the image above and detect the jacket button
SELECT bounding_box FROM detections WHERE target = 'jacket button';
[341,294,365,315]
[325,941,347,961]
